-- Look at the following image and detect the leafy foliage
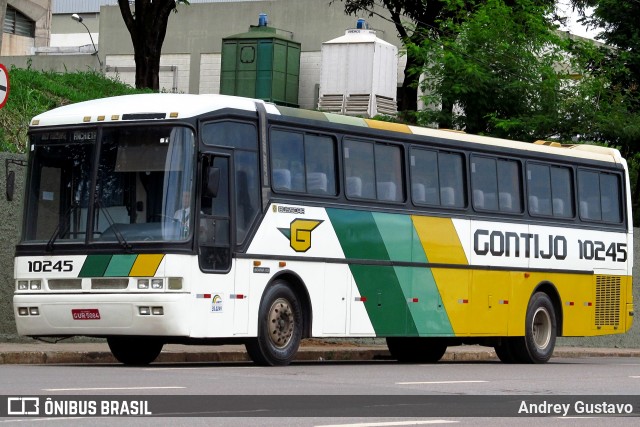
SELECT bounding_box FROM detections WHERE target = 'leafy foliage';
[412,0,565,138]
[0,66,147,153]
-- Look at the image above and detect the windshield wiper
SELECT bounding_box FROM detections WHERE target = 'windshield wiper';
[95,199,132,252]
[46,202,79,252]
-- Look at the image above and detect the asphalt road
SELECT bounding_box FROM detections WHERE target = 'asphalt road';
[1,357,639,425]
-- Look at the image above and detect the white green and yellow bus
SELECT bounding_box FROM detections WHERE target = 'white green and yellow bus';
[13,93,633,365]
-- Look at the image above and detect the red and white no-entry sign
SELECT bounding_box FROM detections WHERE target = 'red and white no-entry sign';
[0,64,10,109]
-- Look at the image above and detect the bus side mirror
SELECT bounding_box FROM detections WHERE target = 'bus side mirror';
[6,170,15,201]
[205,167,220,198]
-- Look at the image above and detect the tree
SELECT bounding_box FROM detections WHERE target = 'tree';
[117,0,189,91]
[568,0,640,208]
[337,0,556,125]
[413,0,565,139]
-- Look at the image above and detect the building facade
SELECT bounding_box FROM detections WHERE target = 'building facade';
[49,0,405,110]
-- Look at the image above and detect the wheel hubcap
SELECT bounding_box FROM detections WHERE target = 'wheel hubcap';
[532,307,552,350]
[268,298,294,349]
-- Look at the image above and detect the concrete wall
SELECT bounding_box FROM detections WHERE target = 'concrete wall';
[1,0,52,56]
[0,53,100,72]
[7,1,403,104]
[50,13,100,48]
[0,152,26,341]
[98,0,401,105]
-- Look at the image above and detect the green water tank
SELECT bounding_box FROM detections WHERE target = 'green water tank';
[220,16,300,107]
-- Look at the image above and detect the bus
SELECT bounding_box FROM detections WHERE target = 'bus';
[12,93,633,366]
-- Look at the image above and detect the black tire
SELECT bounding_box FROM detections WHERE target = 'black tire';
[386,337,448,363]
[494,339,518,363]
[107,336,164,366]
[245,281,303,366]
[511,292,557,364]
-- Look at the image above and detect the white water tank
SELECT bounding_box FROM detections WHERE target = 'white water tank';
[318,23,398,117]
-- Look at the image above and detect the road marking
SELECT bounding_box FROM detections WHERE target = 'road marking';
[396,380,488,385]
[147,366,259,371]
[630,376,640,378]
[316,421,459,427]
[0,417,92,423]
[42,386,185,391]
[557,417,601,419]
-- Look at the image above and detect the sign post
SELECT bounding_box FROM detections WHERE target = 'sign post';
[0,63,9,109]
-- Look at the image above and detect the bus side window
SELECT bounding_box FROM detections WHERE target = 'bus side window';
[344,139,375,199]
[578,170,622,223]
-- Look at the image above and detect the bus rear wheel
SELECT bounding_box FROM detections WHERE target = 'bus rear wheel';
[107,336,164,365]
[510,292,557,364]
[246,281,303,366]
[494,339,519,363]
[386,337,448,363]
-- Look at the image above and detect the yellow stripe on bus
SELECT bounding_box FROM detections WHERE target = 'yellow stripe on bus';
[412,216,468,265]
[129,254,164,277]
[363,119,412,134]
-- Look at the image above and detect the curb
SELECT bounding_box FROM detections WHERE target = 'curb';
[1,346,639,365]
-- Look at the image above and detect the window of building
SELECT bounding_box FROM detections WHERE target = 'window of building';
[3,6,35,38]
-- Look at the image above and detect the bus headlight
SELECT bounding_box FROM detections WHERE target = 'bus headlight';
[16,280,43,291]
[151,279,164,290]
[137,279,149,290]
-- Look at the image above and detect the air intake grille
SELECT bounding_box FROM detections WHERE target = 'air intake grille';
[595,275,621,327]
[91,278,129,290]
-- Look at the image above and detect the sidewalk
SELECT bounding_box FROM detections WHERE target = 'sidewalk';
[1,340,640,364]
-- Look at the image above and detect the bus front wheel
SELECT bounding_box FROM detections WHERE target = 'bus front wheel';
[246,281,303,366]
[511,292,557,364]
[107,336,164,365]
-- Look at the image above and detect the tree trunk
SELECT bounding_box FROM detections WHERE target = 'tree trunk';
[118,0,176,91]
[133,43,161,91]
[399,53,419,115]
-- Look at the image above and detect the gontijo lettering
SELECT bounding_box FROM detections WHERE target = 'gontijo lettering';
[474,229,567,259]
[474,229,628,262]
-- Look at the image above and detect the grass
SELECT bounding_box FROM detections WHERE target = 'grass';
[0,65,149,153]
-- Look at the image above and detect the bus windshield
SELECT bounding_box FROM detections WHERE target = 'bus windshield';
[23,125,195,246]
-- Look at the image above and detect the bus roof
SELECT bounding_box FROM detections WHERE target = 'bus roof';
[30,93,622,165]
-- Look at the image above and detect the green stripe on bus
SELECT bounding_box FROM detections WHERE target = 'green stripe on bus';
[372,212,454,336]
[104,254,138,277]
[326,209,390,260]
[328,209,454,337]
[372,212,423,263]
[78,254,112,277]
[276,106,330,122]
[324,113,368,127]
[327,209,419,336]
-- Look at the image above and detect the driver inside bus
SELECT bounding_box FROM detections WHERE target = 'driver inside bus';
[174,191,191,236]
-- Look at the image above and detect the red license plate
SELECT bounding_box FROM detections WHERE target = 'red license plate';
[71,309,101,320]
